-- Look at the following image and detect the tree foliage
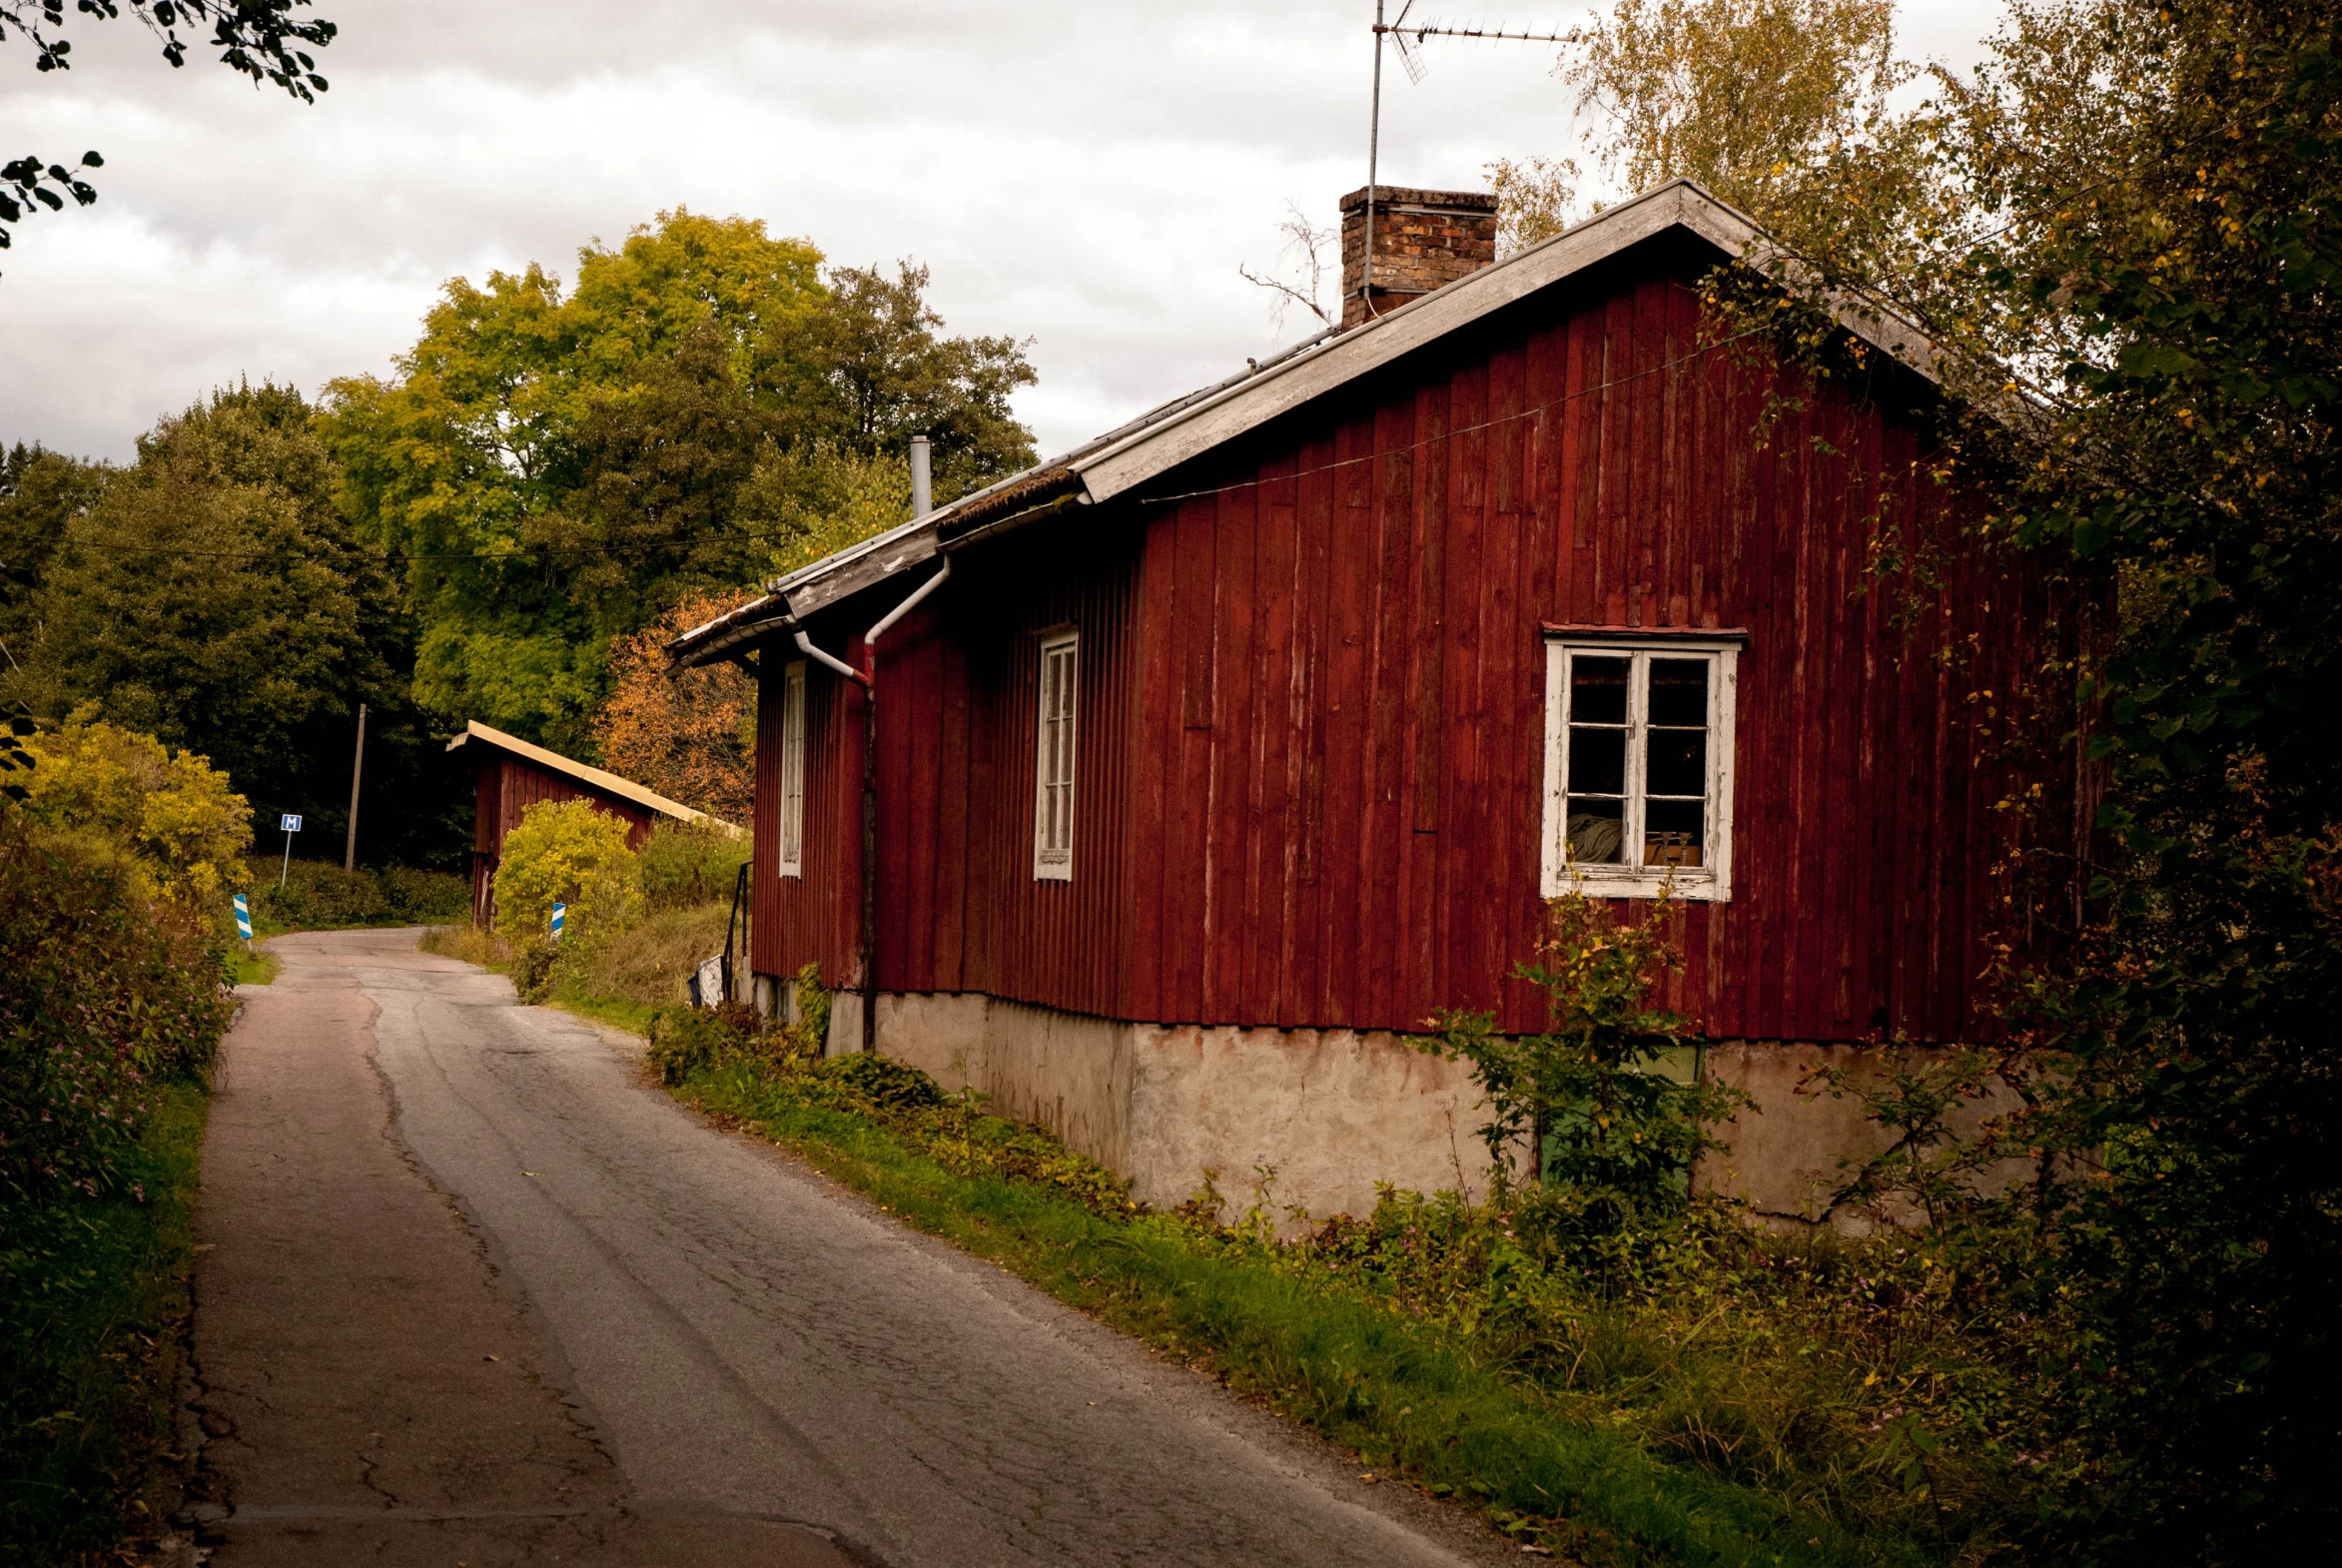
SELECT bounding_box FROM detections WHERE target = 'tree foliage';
[17,716,252,904]
[326,211,1036,753]
[1493,0,1950,274]
[0,382,453,858]
[490,797,637,947]
[1497,0,2340,1548]
[1919,4,2342,1553]
[0,441,104,669]
[594,589,758,825]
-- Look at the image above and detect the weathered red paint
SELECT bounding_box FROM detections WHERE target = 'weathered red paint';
[751,241,2092,1044]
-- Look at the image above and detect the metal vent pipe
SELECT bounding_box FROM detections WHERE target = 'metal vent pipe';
[910,433,933,519]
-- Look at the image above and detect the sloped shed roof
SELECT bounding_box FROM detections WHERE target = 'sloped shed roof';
[445,720,740,836]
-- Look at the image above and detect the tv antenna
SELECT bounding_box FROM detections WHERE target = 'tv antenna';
[1360,3,1573,320]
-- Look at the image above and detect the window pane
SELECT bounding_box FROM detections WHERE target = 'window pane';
[1644,798,1705,866]
[1564,800,1625,864]
[1646,728,1707,798]
[1569,655,1630,724]
[1567,723,1626,796]
[1647,658,1709,727]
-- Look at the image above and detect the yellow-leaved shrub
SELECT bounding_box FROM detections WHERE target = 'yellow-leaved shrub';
[19,716,253,904]
[491,799,639,945]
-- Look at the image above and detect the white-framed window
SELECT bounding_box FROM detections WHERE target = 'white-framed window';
[777,659,807,879]
[1538,634,1740,901]
[1033,628,1078,881]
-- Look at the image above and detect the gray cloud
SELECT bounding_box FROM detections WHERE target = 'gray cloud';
[1,0,2004,463]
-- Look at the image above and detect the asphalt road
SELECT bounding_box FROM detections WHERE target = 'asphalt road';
[188,928,1504,1568]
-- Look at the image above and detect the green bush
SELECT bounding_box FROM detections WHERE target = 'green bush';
[638,818,751,911]
[492,799,638,945]
[1416,891,1753,1278]
[510,935,561,1003]
[1,1084,206,1563]
[242,858,466,931]
[19,716,252,905]
[646,1004,750,1086]
[786,962,830,1057]
[1,812,229,1560]
[380,864,468,922]
[1,817,231,1205]
[820,1050,945,1112]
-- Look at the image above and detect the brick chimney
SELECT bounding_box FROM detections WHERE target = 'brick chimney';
[1338,185,1499,330]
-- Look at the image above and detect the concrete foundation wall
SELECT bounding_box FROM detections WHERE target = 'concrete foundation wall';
[830,990,1488,1223]
[822,988,2008,1231]
[1698,1041,2033,1227]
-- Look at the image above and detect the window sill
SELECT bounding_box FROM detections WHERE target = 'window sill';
[1545,865,1727,902]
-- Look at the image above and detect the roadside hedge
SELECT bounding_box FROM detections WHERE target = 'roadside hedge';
[1,813,232,1561]
[243,857,466,932]
[1,818,231,1206]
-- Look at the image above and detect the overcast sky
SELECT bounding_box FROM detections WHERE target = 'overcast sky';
[2,1,2006,465]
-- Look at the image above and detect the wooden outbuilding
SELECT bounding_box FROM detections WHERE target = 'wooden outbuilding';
[446,721,727,928]
[669,181,2096,1222]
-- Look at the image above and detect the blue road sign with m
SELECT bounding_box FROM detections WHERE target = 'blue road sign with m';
[281,814,303,833]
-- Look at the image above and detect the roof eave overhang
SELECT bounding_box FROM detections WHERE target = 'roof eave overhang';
[664,594,797,673]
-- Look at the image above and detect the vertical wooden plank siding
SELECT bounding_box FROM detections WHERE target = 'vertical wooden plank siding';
[752,529,1145,1018]
[1114,268,2081,1044]
[749,256,2086,1049]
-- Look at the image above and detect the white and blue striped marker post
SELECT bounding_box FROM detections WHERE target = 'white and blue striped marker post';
[550,901,566,941]
[233,892,252,944]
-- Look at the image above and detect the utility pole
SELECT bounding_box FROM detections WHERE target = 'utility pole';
[344,702,367,873]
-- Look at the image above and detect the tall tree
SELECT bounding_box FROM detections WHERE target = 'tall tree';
[7,382,458,864]
[327,211,1038,755]
[1501,0,2341,1547]
[1632,0,2342,1549]
[0,442,103,686]
[1913,4,2341,1552]
[1492,0,1949,269]
[763,260,1038,501]
[324,211,824,753]
[593,590,758,825]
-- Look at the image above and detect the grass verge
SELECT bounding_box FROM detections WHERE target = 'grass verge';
[672,1056,1928,1568]
[0,1078,208,1564]
[225,945,279,987]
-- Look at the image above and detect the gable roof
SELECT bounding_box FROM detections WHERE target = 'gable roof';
[444,720,741,836]
[670,179,1939,669]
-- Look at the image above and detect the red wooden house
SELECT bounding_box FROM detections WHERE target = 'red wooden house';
[670,181,2090,1221]
[447,721,731,929]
